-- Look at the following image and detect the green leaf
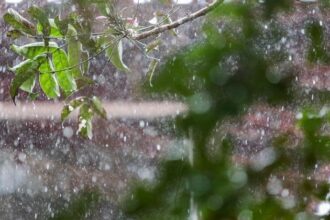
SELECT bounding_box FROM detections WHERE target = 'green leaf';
[6,29,24,39]
[10,73,36,103]
[51,190,100,220]
[91,96,107,119]
[11,42,76,94]
[28,92,39,101]
[306,21,329,64]
[39,59,60,99]
[61,97,85,122]
[37,19,61,37]
[3,8,36,36]
[78,103,93,139]
[10,42,59,59]
[9,59,32,72]
[20,75,37,93]
[54,16,69,36]
[9,59,40,103]
[105,39,129,72]
[28,6,50,38]
[146,59,159,87]
[67,13,92,46]
[52,50,77,94]
[96,2,111,16]
[76,76,94,90]
[145,39,161,53]
[39,72,60,99]
[80,50,89,75]
[67,25,82,77]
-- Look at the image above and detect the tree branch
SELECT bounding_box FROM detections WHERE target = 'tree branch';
[132,0,223,40]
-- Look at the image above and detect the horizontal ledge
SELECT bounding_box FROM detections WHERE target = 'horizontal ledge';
[0,101,188,120]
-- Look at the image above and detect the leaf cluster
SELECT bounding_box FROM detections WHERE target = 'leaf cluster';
[3,3,131,138]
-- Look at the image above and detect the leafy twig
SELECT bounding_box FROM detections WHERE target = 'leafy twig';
[132,0,222,40]
[44,1,221,74]
[25,31,109,41]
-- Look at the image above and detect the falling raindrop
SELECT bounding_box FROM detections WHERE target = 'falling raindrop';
[315,202,330,216]
[139,120,145,128]
[267,176,282,195]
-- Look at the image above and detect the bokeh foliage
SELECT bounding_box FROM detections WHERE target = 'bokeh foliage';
[124,1,330,219]
[51,190,101,220]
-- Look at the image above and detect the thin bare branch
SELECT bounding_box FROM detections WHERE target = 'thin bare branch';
[26,31,108,41]
[132,0,222,41]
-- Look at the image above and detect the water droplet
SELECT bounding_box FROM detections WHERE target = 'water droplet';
[267,176,282,195]
[139,120,145,128]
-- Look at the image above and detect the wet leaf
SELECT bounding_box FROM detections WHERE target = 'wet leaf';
[37,19,61,37]
[67,11,97,54]
[146,59,159,87]
[28,92,39,101]
[105,39,129,72]
[80,50,89,75]
[6,29,24,39]
[9,59,32,73]
[10,42,59,59]
[12,42,76,94]
[91,96,107,119]
[67,25,82,77]
[76,76,94,90]
[28,6,50,36]
[39,72,60,99]
[61,97,85,122]
[39,59,60,99]
[10,72,36,103]
[145,39,161,53]
[96,2,111,17]
[52,50,77,94]
[9,59,40,103]
[20,75,37,93]
[54,16,69,36]
[3,8,36,36]
[78,103,93,139]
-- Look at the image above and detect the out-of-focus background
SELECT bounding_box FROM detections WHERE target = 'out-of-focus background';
[0,0,330,219]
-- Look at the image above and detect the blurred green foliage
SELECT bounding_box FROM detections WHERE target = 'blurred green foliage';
[306,20,330,64]
[51,190,101,220]
[124,1,330,219]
